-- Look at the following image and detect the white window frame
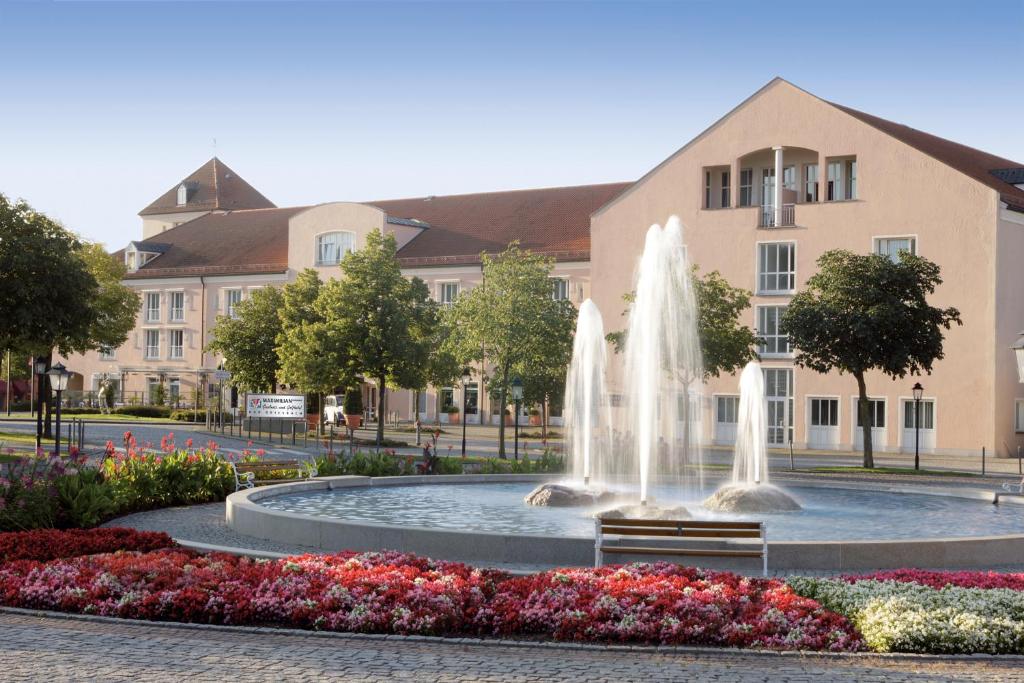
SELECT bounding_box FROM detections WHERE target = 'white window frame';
[873,235,918,262]
[720,170,730,208]
[756,241,796,295]
[808,397,840,427]
[438,281,460,307]
[176,184,188,206]
[804,163,819,203]
[739,168,753,207]
[756,305,791,357]
[315,231,356,266]
[99,345,116,361]
[168,329,184,360]
[763,367,794,445]
[852,397,887,429]
[550,277,570,301]
[902,398,935,430]
[144,291,161,323]
[715,395,739,424]
[143,329,160,360]
[168,291,185,322]
[225,289,243,319]
[1016,399,1024,433]
[704,170,712,209]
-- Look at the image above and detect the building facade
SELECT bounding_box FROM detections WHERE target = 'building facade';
[591,78,1024,457]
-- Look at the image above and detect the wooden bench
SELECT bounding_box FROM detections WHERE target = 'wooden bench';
[595,517,767,576]
[230,460,317,491]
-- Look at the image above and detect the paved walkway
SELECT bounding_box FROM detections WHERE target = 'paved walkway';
[1,610,1021,682]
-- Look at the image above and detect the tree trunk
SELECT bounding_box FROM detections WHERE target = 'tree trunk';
[497,361,510,458]
[542,398,548,443]
[376,376,386,448]
[42,350,53,439]
[856,372,874,468]
[414,389,422,445]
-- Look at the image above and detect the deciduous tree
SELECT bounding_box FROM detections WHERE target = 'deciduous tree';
[207,287,284,393]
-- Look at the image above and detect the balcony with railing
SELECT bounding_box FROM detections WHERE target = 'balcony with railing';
[758,203,795,228]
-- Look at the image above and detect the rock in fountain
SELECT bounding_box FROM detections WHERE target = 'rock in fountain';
[704,361,801,513]
[526,299,614,507]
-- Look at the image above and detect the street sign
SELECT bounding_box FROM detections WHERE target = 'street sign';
[246,394,305,419]
[213,370,232,382]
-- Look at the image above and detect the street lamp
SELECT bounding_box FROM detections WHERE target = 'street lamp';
[511,377,523,461]
[912,382,924,471]
[460,367,471,457]
[1013,333,1024,383]
[33,358,48,450]
[47,363,71,457]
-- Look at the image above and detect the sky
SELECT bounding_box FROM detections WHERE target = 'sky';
[1,0,1022,249]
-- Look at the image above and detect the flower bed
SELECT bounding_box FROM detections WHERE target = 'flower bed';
[789,574,1024,654]
[0,540,861,650]
[0,528,175,562]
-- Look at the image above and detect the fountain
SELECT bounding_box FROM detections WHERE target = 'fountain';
[704,360,801,513]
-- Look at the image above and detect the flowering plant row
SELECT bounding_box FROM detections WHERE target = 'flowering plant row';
[788,576,1024,654]
[843,568,1024,591]
[0,528,175,563]
[0,546,862,650]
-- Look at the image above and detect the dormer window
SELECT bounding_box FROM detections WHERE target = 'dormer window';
[316,231,356,266]
[176,183,188,206]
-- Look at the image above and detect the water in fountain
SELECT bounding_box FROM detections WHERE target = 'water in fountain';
[704,360,801,513]
[525,299,617,507]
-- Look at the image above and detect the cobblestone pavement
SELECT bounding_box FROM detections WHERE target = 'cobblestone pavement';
[2,611,1022,682]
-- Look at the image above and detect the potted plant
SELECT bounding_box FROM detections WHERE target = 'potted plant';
[343,387,364,429]
[445,405,460,425]
[528,407,542,426]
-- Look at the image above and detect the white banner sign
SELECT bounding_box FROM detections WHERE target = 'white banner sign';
[246,394,306,419]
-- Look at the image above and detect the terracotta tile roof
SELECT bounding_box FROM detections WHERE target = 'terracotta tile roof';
[124,207,306,278]
[138,158,276,216]
[371,183,632,266]
[831,102,1024,212]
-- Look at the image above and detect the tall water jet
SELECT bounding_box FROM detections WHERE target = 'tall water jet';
[704,360,801,513]
[622,216,705,506]
[524,299,616,507]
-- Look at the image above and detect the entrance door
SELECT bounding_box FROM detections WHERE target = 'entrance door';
[807,398,839,449]
[853,398,887,450]
[714,395,739,444]
[763,368,793,445]
[901,399,935,452]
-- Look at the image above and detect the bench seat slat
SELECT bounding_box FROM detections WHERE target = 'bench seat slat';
[600,527,763,539]
[599,518,761,530]
[599,546,764,558]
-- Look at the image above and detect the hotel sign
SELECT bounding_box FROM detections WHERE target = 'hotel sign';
[246,394,306,419]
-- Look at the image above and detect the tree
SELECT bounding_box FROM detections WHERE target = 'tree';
[321,230,437,446]
[783,250,961,468]
[607,267,758,379]
[207,286,284,393]
[79,243,139,354]
[514,300,576,441]
[445,244,576,457]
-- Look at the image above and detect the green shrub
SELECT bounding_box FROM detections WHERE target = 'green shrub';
[101,447,234,512]
[343,387,363,416]
[480,449,565,474]
[170,409,232,423]
[433,457,464,475]
[56,469,115,528]
[114,406,172,418]
[312,450,416,477]
[60,407,102,415]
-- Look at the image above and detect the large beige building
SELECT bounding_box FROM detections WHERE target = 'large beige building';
[592,78,1024,457]
[65,78,1024,455]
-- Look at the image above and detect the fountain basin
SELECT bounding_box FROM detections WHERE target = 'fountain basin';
[703,484,802,513]
[227,475,1024,571]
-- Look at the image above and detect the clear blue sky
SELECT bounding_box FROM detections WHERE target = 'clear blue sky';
[1,1,1021,248]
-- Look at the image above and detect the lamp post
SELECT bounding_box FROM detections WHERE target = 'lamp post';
[912,382,924,471]
[511,377,523,461]
[33,358,48,450]
[47,363,71,457]
[460,367,471,457]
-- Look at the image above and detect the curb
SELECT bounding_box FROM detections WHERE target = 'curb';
[3,605,1023,662]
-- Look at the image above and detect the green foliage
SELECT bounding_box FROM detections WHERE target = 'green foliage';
[783,250,962,467]
[170,409,233,423]
[151,383,166,406]
[55,469,115,528]
[478,449,566,474]
[608,267,758,380]
[433,457,465,475]
[207,286,285,392]
[444,243,576,456]
[78,242,141,352]
[343,387,363,415]
[101,449,235,512]
[312,450,416,477]
[114,405,171,418]
[276,269,350,398]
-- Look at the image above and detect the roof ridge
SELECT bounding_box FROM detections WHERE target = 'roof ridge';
[211,157,220,204]
[367,180,632,205]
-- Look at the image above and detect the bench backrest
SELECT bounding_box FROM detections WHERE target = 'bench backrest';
[597,518,763,540]
[234,461,304,472]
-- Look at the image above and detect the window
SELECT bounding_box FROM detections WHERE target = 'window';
[720,170,730,208]
[903,400,935,429]
[716,396,739,424]
[168,379,181,404]
[827,158,857,201]
[827,161,842,201]
[440,388,455,412]
[464,382,478,415]
[804,164,819,202]
[1017,400,1024,433]
[764,368,793,445]
[145,292,160,322]
[315,231,355,266]
[439,282,459,306]
[225,289,242,318]
[551,278,569,301]
[782,165,797,192]
[875,237,916,262]
[169,291,185,322]
[810,398,838,427]
[176,184,187,206]
[846,159,857,199]
[168,330,184,359]
[739,169,753,207]
[761,168,776,206]
[99,346,115,361]
[757,305,790,355]
[856,399,886,428]
[144,330,160,359]
[147,378,162,403]
[757,242,796,294]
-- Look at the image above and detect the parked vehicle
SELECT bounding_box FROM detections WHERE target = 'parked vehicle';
[323,394,345,426]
